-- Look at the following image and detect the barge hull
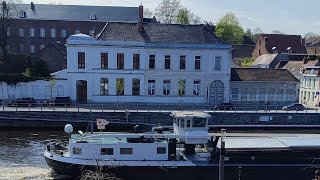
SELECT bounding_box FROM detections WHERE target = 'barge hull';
[45,157,317,180]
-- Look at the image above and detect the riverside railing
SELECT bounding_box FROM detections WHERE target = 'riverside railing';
[0,103,319,114]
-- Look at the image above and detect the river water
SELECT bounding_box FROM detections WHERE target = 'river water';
[0,130,68,180]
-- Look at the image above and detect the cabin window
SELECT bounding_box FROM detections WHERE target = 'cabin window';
[120,148,133,155]
[179,118,185,128]
[157,147,166,154]
[73,147,82,155]
[101,148,113,155]
[186,119,191,127]
[192,117,206,127]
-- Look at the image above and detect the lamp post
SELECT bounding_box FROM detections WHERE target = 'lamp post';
[219,129,226,180]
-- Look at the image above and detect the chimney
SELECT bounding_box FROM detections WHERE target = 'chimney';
[137,5,144,32]
[301,38,305,46]
[31,2,35,10]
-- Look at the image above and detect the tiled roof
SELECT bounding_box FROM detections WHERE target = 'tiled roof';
[231,68,299,82]
[98,22,222,44]
[251,54,278,66]
[275,60,303,75]
[232,44,255,59]
[261,34,307,54]
[16,4,138,22]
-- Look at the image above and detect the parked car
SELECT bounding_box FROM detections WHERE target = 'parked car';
[8,98,36,107]
[43,96,71,106]
[282,103,306,111]
[213,103,234,110]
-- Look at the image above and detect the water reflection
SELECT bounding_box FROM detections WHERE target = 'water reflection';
[0,130,68,179]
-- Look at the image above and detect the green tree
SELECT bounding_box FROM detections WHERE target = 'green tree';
[49,78,56,99]
[241,58,255,68]
[178,80,185,96]
[116,78,124,96]
[21,68,31,77]
[215,12,244,44]
[176,8,189,24]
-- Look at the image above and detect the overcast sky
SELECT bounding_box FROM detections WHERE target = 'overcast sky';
[22,0,319,36]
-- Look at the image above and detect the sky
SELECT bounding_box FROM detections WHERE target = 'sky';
[22,0,320,36]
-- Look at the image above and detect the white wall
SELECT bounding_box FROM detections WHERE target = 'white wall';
[66,40,231,104]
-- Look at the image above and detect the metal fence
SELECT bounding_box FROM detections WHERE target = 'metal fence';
[0,103,319,113]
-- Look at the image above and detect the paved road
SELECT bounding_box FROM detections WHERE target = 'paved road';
[0,106,319,113]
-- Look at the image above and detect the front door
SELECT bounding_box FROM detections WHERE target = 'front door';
[76,80,87,103]
[209,80,224,105]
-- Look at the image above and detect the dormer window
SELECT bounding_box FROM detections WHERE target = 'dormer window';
[20,11,26,18]
[89,13,96,20]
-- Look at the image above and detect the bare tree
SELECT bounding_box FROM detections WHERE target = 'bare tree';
[0,0,20,62]
[271,30,285,34]
[143,7,153,18]
[154,0,182,24]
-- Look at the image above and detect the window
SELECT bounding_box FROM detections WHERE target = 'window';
[180,55,186,69]
[19,44,24,54]
[61,29,66,38]
[73,148,81,155]
[101,148,113,155]
[132,78,140,96]
[90,13,96,20]
[250,88,256,101]
[165,55,170,69]
[163,80,170,95]
[277,89,283,101]
[178,80,186,96]
[116,78,124,96]
[231,88,238,101]
[30,44,35,53]
[101,53,108,69]
[313,79,316,88]
[40,28,45,37]
[51,28,56,38]
[19,11,26,18]
[29,27,35,37]
[75,29,80,34]
[195,56,201,70]
[148,80,155,95]
[89,28,95,36]
[100,78,108,95]
[157,147,166,154]
[215,56,222,70]
[40,44,45,50]
[193,80,200,96]
[133,54,140,69]
[268,88,274,100]
[19,28,24,36]
[241,88,247,101]
[6,27,10,36]
[117,53,124,69]
[78,52,85,68]
[120,148,133,155]
[149,55,155,69]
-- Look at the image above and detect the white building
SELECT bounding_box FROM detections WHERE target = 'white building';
[300,60,320,107]
[62,19,231,105]
[0,7,232,105]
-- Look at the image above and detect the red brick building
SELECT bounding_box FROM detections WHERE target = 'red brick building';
[252,34,307,58]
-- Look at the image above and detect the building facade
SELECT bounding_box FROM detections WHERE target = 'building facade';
[230,68,300,106]
[64,22,231,105]
[6,3,139,56]
[300,60,320,107]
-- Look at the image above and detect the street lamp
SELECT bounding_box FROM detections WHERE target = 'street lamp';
[219,129,226,180]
